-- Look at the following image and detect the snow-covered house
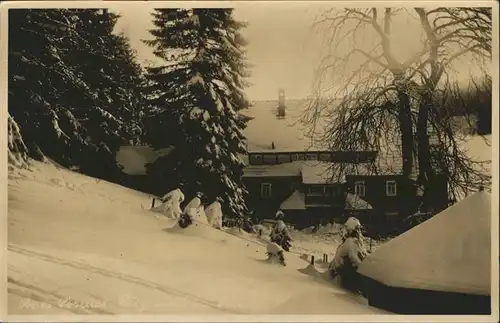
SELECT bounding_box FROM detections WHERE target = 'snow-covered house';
[243,158,372,229]
[241,98,377,228]
[241,98,449,233]
[340,161,448,235]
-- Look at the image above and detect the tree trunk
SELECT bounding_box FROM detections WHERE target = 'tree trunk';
[395,81,415,210]
[397,89,414,177]
[416,96,435,211]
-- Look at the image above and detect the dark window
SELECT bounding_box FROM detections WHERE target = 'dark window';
[386,180,397,196]
[277,154,291,163]
[334,152,349,162]
[263,154,277,164]
[354,180,366,197]
[346,152,357,162]
[326,186,340,196]
[306,153,318,161]
[357,152,368,163]
[308,186,325,195]
[249,154,262,165]
[319,153,331,161]
[261,183,272,198]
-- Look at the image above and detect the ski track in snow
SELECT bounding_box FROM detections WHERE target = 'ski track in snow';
[8,245,244,314]
[7,161,392,316]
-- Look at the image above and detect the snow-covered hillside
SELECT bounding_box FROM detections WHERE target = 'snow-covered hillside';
[7,162,388,317]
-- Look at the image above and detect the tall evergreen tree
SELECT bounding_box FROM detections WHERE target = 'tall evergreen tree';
[9,9,89,163]
[68,9,146,178]
[144,8,251,218]
[9,9,145,179]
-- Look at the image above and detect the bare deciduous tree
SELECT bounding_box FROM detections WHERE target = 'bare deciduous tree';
[304,8,423,182]
[302,7,492,213]
[410,8,491,207]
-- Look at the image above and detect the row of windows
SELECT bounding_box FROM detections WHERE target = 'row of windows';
[353,180,397,197]
[260,184,341,199]
[250,153,326,165]
[308,186,341,196]
[259,181,398,199]
[249,152,373,165]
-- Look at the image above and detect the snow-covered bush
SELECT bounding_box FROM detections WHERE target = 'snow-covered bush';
[8,114,30,170]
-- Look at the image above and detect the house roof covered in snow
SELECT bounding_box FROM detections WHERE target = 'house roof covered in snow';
[243,99,325,153]
[242,99,421,176]
[243,161,303,178]
[357,190,492,296]
[301,162,334,184]
[325,161,420,181]
[243,161,336,184]
[280,190,306,210]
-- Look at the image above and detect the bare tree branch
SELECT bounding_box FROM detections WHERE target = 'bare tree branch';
[304,7,492,218]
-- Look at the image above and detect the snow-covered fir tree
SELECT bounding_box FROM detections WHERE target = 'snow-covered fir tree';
[68,9,147,178]
[9,9,89,163]
[9,9,145,180]
[144,8,251,218]
[8,113,31,170]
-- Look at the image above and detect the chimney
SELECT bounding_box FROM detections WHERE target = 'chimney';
[278,89,285,107]
[271,141,275,150]
[277,89,286,118]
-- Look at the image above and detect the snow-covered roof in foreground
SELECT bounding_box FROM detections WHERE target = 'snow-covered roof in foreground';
[243,100,325,152]
[358,190,492,296]
[280,190,306,210]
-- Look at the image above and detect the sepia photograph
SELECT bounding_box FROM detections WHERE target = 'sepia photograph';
[2,0,498,320]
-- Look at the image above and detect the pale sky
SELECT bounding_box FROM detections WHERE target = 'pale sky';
[113,2,325,100]
[110,2,485,101]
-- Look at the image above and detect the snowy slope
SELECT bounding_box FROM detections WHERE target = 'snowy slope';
[457,134,493,200]
[460,135,492,168]
[7,162,388,316]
